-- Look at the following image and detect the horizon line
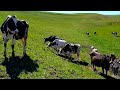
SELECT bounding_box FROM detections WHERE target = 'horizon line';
[44,11,120,15]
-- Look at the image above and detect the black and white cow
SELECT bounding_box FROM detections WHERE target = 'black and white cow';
[94,32,96,35]
[48,39,68,54]
[44,35,61,43]
[86,32,90,36]
[112,32,117,36]
[0,15,29,57]
[60,43,81,61]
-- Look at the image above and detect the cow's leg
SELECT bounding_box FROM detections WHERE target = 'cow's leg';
[93,64,97,71]
[58,48,62,54]
[106,70,108,76]
[77,53,80,61]
[4,39,7,57]
[68,52,72,60]
[22,37,27,56]
[102,67,104,74]
[105,68,108,76]
[3,37,9,57]
[11,37,15,57]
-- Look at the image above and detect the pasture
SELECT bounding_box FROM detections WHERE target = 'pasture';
[0,11,120,79]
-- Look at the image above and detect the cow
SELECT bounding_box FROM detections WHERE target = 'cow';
[60,43,81,61]
[94,32,96,35]
[0,15,29,57]
[109,55,120,76]
[90,51,115,76]
[48,39,68,54]
[112,32,117,37]
[86,32,90,36]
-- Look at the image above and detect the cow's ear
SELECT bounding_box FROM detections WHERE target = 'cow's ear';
[13,15,17,18]
[7,15,11,18]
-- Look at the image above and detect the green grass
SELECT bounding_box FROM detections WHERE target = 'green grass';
[0,11,120,79]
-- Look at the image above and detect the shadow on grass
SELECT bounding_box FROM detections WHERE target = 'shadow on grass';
[116,35,120,37]
[2,54,39,79]
[58,54,89,66]
[98,72,116,79]
[47,48,89,66]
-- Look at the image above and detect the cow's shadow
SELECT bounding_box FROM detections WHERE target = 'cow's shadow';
[48,48,89,66]
[98,72,116,79]
[2,54,39,79]
[58,54,89,66]
[116,35,120,37]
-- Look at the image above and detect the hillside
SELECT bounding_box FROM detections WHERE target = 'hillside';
[0,11,120,79]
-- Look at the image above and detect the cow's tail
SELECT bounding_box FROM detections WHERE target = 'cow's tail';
[25,28,28,39]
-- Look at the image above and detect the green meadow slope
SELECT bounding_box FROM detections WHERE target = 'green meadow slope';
[0,11,120,79]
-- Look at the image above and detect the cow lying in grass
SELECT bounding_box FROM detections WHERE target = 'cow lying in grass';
[90,46,115,75]
[60,43,81,61]
[48,39,68,54]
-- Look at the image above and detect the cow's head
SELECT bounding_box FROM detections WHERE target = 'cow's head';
[44,38,50,43]
[7,15,19,34]
[109,54,116,64]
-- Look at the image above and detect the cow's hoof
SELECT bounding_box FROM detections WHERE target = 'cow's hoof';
[93,69,97,72]
[23,53,27,57]
[3,52,6,57]
[3,54,7,60]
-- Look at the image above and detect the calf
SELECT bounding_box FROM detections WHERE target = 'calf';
[1,15,29,57]
[60,43,81,61]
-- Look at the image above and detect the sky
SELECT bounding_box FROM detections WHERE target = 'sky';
[46,11,120,15]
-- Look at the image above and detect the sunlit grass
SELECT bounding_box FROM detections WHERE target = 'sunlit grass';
[0,11,120,79]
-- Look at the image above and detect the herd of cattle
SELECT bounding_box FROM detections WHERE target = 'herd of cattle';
[0,15,120,78]
[44,35,120,77]
[86,31,118,37]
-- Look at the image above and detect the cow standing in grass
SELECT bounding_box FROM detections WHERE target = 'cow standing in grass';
[94,32,96,35]
[0,15,29,57]
[86,32,90,36]
[112,32,117,37]
[90,46,115,75]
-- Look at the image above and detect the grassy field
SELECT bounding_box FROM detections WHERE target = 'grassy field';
[0,11,120,79]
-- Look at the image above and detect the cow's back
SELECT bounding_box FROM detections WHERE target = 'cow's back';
[15,20,28,39]
[91,54,106,66]
[1,17,11,33]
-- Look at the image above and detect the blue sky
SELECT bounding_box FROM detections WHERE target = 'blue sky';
[46,11,120,15]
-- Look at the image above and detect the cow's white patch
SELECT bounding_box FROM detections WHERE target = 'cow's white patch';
[12,17,18,26]
[51,39,67,52]
[7,15,12,18]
